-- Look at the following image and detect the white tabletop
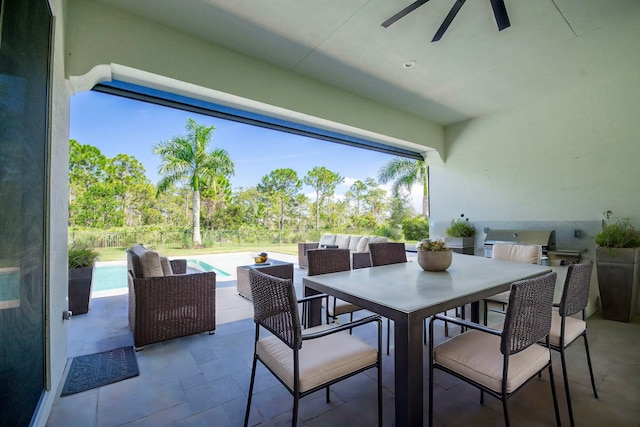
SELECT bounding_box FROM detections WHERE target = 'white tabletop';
[303,252,551,317]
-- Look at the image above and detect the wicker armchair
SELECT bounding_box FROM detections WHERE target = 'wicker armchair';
[126,246,216,349]
[428,272,561,427]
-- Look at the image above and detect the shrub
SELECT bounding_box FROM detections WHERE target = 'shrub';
[68,242,100,269]
[401,216,430,241]
[445,214,475,238]
[595,212,640,248]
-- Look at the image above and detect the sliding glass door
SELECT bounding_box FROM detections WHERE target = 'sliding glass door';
[0,0,52,424]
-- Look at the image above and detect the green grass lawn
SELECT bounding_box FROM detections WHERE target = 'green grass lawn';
[96,243,298,262]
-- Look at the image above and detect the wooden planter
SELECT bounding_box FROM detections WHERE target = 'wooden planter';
[68,266,94,315]
[596,247,640,322]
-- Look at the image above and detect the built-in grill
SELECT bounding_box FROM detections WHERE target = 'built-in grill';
[483,229,556,263]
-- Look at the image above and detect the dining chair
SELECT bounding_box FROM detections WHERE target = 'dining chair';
[483,243,542,325]
[244,269,382,427]
[368,242,407,354]
[548,261,598,427]
[306,248,362,326]
[428,271,561,427]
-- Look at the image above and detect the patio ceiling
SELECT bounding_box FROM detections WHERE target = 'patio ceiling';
[94,0,639,126]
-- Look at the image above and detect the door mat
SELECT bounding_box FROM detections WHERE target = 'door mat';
[61,346,139,396]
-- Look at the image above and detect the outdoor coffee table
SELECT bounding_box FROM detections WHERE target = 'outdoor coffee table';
[236,259,294,301]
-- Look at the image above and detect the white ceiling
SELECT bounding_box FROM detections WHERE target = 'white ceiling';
[95,0,640,126]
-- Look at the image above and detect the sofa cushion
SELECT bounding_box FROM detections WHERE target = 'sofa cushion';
[139,251,165,278]
[348,236,362,251]
[335,234,351,249]
[356,236,369,252]
[318,234,336,247]
[366,236,389,252]
[160,256,174,276]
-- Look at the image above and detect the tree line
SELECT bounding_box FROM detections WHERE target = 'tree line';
[69,119,430,245]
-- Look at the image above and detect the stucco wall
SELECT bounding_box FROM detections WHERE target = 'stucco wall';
[430,74,640,229]
[34,0,70,425]
[64,0,443,158]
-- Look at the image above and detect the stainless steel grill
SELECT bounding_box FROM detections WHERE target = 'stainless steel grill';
[483,229,556,263]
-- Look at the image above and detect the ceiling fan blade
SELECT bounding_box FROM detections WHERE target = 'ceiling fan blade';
[431,0,466,42]
[381,0,431,28]
[489,0,511,31]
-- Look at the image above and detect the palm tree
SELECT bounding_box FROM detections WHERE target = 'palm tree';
[153,119,234,246]
[378,157,429,217]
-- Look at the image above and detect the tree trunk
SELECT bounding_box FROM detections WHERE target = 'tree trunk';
[315,191,320,229]
[193,190,202,246]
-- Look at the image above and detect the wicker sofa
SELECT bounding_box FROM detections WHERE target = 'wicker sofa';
[298,234,389,269]
[126,244,216,349]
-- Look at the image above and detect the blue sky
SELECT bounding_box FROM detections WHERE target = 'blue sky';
[70,91,421,210]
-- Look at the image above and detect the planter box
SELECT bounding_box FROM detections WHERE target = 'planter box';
[444,237,475,255]
[68,266,94,315]
[596,247,640,322]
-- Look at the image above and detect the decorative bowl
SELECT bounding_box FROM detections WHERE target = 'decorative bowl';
[252,252,268,264]
[417,249,452,271]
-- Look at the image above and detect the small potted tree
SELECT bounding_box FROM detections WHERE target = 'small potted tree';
[417,239,452,271]
[68,241,100,315]
[445,214,476,255]
[595,211,640,322]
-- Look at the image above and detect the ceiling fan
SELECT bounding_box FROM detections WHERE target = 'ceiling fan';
[382,0,511,42]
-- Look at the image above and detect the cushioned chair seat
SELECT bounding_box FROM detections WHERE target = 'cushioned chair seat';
[548,310,586,347]
[327,299,361,317]
[434,329,551,394]
[257,324,377,394]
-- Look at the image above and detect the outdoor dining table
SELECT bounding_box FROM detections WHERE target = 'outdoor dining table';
[302,252,552,427]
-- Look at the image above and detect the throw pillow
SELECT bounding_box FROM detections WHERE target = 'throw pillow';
[335,234,351,249]
[348,235,362,251]
[318,233,336,247]
[356,236,369,252]
[139,251,164,278]
[160,256,174,276]
[366,236,389,252]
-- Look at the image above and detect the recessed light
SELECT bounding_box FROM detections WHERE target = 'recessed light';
[403,60,416,69]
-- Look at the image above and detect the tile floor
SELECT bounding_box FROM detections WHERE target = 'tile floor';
[47,253,640,426]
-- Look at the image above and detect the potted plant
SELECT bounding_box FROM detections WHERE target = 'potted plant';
[595,211,640,322]
[68,241,100,315]
[417,239,452,271]
[444,214,476,255]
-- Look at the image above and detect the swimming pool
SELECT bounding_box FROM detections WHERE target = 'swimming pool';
[92,259,231,295]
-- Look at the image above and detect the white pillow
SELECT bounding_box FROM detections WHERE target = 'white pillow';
[335,234,351,249]
[318,234,336,247]
[139,251,164,277]
[348,236,362,251]
[366,236,389,252]
[160,256,174,276]
[356,236,369,252]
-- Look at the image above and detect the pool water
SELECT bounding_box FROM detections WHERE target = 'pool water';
[92,259,230,293]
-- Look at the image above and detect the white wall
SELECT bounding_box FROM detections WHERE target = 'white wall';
[430,74,640,230]
[34,0,70,425]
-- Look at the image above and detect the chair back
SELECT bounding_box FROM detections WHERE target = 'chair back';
[307,248,351,276]
[501,271,557,355]
[558,262,593,317]
[492,243,541,264]
[369,242,407,266]
[249,268,302,350]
